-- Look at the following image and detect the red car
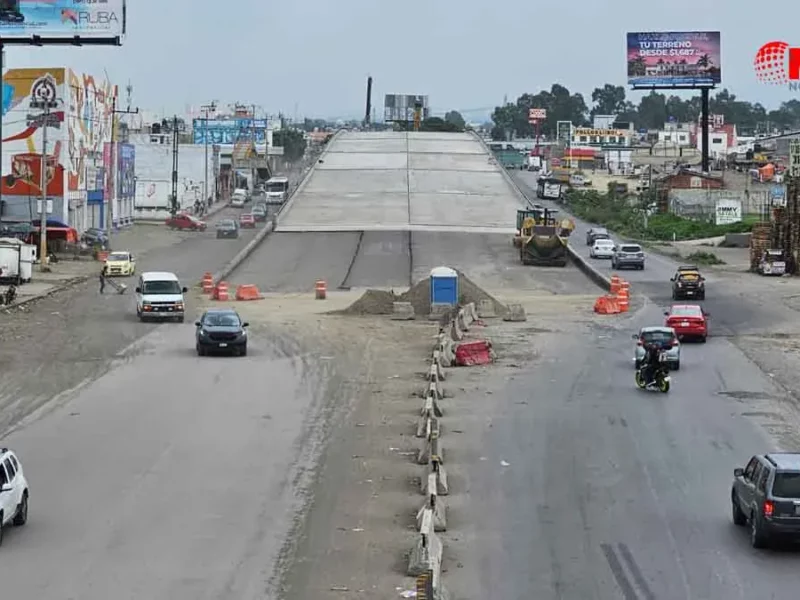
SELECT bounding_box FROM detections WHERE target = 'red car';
[239,213,256,228]
[165,213,206,231]
[664,304,709,342]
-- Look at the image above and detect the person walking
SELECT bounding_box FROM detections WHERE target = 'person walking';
[99,264,107,294]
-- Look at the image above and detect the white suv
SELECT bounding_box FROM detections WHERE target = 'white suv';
[0,448,29,545]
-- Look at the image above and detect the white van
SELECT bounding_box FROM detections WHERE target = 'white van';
[135,271,188,322]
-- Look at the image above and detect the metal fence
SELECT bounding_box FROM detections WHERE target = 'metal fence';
[669,189,770,220]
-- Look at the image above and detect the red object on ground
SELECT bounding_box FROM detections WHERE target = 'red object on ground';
[455,340,493,366]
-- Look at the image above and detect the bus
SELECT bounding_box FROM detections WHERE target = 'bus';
[265,176,289,205]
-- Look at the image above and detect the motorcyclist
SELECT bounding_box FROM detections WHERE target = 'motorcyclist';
[640,340,663,385]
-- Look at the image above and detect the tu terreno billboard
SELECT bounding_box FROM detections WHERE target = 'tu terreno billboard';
[0,0,126,42]
[626,31,721,88]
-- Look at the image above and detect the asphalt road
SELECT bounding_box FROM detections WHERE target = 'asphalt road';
[0,320,336,600]
[512,171,799,335]
[0,206,266,434]
[450,307,800,600]
[232,229,597,295]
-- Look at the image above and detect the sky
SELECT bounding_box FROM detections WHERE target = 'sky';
[4,0,800,121]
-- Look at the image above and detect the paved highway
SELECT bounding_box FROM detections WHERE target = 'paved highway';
[512,171,800,335]
[450,306,800,599]
[0,321,331,600]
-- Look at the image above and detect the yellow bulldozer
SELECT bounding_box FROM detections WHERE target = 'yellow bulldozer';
[514,207,575,266]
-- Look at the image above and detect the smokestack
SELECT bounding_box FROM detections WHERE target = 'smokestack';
[365,76,373,127]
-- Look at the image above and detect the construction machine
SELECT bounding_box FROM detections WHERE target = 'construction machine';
[512,206,545,248]
[518,207,574,266]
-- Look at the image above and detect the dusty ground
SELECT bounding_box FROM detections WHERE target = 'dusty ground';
[194,288,608,598]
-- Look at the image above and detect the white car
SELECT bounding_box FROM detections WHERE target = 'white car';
[590,238,615,258]
[0,448,29,545]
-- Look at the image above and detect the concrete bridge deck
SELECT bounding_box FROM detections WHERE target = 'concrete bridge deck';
[276,131,522,233]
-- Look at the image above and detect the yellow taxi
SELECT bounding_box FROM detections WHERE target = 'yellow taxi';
[104,251,136,276]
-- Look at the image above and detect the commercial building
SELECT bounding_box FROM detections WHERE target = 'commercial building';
[0,67,132,234]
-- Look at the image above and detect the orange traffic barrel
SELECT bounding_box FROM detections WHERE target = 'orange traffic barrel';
[201,272,214,294]
[315,280,327,300]
[610,274,621,294]
[617,281,630,312]
[214,281,229,301]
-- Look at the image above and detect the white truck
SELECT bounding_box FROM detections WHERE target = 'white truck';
[264,176,289,205]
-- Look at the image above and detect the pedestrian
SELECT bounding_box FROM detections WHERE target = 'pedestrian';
[99,265,107,294]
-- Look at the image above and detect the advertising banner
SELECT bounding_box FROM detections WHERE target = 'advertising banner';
[192,118,268,145]
[0,0,125,40]
[715,198,742,225]
[103,141,113,201]
[118,143,135,199]
[627,31,721,87]
[384,94,430,122]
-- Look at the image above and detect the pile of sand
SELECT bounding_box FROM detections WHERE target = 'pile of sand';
[338,270,507,317]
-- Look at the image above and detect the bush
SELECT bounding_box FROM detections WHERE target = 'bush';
[684,250,725,265]
[564,190,754,241]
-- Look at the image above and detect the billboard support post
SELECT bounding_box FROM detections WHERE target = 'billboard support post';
[701,88,710,173]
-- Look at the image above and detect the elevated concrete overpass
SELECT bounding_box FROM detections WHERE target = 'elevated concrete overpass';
[276,131,521,233]
[232,130,596,294]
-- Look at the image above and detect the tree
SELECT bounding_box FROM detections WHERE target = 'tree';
[421,117,462,132]
[272,129,307,162]
[444,110,466,130]
[492,84,800,137]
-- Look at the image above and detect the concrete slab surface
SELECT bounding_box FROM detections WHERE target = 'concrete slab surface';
[277,130,523,233]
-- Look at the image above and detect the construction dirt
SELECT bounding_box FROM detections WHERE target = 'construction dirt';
[339,269,508,317]
[192,289,602,599]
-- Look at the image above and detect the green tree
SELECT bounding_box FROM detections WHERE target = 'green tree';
[272,129,307,162]
[590,84,627,117]
[444,110,466,130]
[420,117,462,132]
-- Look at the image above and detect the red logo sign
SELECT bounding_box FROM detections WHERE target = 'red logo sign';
[754,41,800,83]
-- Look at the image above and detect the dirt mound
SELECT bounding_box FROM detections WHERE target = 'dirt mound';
[337,289,398,315]
[338,270,507,317]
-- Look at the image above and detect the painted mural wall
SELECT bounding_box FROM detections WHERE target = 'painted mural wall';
[0,67,68,223]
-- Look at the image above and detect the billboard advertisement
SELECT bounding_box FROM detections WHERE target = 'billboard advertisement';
[0,0,125,40]
[384,94,430,122]
[192,118,268,145]
[626,31,721,87]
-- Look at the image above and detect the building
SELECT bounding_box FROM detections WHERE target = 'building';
[571,126,633,147]
[0,67,129,234]
[657,122,692,147]
[658,168,724,190]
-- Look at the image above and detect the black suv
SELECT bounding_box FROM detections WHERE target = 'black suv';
[670,265,705,300]
[731,453,800,548]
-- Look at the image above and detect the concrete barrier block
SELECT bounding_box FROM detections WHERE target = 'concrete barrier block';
[456,309,469,332]
[424,458,449,496]
[417,421,441,464]
[431,359,445,381]
[503,303,527,322]
[417,473,447,531]
[427,379,443,400]
[465,302,479,323]
[391,301,415,320]
[419,394,443,419]
[449,318,463,341]
[477,298,497,318]
[428,303,450,321]
[407,508,443,577]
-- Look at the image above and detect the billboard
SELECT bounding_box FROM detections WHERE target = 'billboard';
[0,0,125,40]
[384,94,429,122]
[192,118,268,145]
[626,31,721,87]
[118,143,135,199]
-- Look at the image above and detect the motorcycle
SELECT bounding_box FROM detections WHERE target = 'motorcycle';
[635,352,671,393]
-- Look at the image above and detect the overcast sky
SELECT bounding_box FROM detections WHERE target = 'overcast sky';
[5,0,799,119]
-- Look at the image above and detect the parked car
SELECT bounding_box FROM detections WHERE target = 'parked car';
[633,326,681,370]
[239,213,256,228]
[732,453,800,548]
[195,308,249,356]
[81,227,109,248]
[0,447,30,545]
[165,213,206,231]
[590,238,615,259]
[664,304,709,342]
[216,219,239,239]
[611,243,645,270]
[104,250,136,276]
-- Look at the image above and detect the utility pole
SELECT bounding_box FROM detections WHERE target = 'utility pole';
[200,102,216,207]
[171,116,179,215]
[31,78,58,270]
[109,88,139,246]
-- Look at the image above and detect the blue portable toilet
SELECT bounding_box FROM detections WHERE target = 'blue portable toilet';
[430,266,458,307]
